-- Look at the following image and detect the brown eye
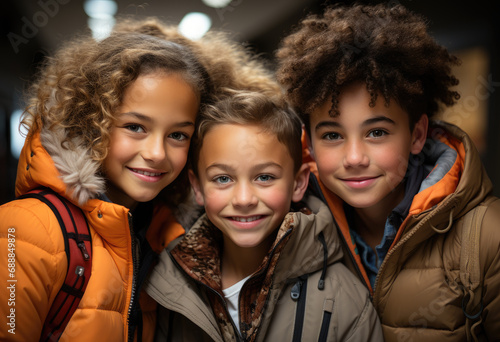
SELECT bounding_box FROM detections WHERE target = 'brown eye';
[169,132,189,141]
[322,132,341,140]
[368,129,387,138]
[125,124,144,133]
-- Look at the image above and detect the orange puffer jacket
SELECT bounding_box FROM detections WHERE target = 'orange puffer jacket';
[0,128,185,341]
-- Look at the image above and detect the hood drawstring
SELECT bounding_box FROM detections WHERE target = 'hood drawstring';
[318,231,327,290]
[430,207,455,234]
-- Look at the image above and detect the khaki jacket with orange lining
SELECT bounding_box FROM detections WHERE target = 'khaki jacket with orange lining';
[305,121,500,341]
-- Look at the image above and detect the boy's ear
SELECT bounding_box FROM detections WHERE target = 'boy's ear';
[305,130,315,161]
[292,163,310,203]
[410,114,428,155]
[188,170,205,206]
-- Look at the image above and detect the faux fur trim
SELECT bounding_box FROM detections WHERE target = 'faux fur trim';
[40,127,105,205]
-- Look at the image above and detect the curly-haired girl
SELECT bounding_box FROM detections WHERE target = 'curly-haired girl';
[276,3,500,341]
[0,18,278,341]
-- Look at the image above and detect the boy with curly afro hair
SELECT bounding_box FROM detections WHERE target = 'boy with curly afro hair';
[276,3,500,341]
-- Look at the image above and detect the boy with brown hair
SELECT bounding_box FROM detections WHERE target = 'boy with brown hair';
[276,3,500,341]
[145,90,383,341]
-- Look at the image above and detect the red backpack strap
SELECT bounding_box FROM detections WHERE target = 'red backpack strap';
[17,188,92,341]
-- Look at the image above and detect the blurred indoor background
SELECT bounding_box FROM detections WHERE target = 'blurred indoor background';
[1,0,499,204]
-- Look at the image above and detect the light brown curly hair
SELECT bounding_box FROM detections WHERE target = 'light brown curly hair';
[24,31,211,158]
[113,17,281,100]
[275,3,461,133]
[21,25,212,206]
[22,18,281,207]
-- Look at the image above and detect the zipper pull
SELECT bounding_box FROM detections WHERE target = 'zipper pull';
[291,280,302,301]
[75,265,85,277]
[77,241,90,260]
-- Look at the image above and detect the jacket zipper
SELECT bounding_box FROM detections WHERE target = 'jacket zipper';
[318,305,332,342]
[127,211,139,341]
[168,253,243,342]
[240,228,294,342]
[167,228,294,342]
[373,197,458,304]
[291,275,308,342]
[207,283,244,341]
[242,228,294,342]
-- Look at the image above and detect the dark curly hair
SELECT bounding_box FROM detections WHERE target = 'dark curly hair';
[275,3,461,133]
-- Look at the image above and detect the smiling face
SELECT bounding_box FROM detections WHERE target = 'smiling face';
[189,123,309,254]
[103,73,199,209]
[309,82,427,214]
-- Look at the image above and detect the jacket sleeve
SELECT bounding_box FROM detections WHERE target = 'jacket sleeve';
[0,199,67,341]
[332,264,384,342]
[480,198,500,340]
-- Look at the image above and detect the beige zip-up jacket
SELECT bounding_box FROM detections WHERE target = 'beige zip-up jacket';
[145,195,383,341]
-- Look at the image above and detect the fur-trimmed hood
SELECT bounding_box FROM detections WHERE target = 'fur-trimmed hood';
[16,126,104,206]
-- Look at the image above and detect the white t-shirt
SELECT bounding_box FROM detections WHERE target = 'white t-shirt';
[222,275,252,333]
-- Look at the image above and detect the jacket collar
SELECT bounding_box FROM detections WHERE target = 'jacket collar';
[170,195,342,290]
[411,121,492,218]
[168,195,341,341]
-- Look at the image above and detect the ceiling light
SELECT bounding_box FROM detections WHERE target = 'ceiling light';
[178,12,212,40]
[87,17,116,40]
[84,0,117,19]
[202,0,232,8]
[84,0,117,40]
